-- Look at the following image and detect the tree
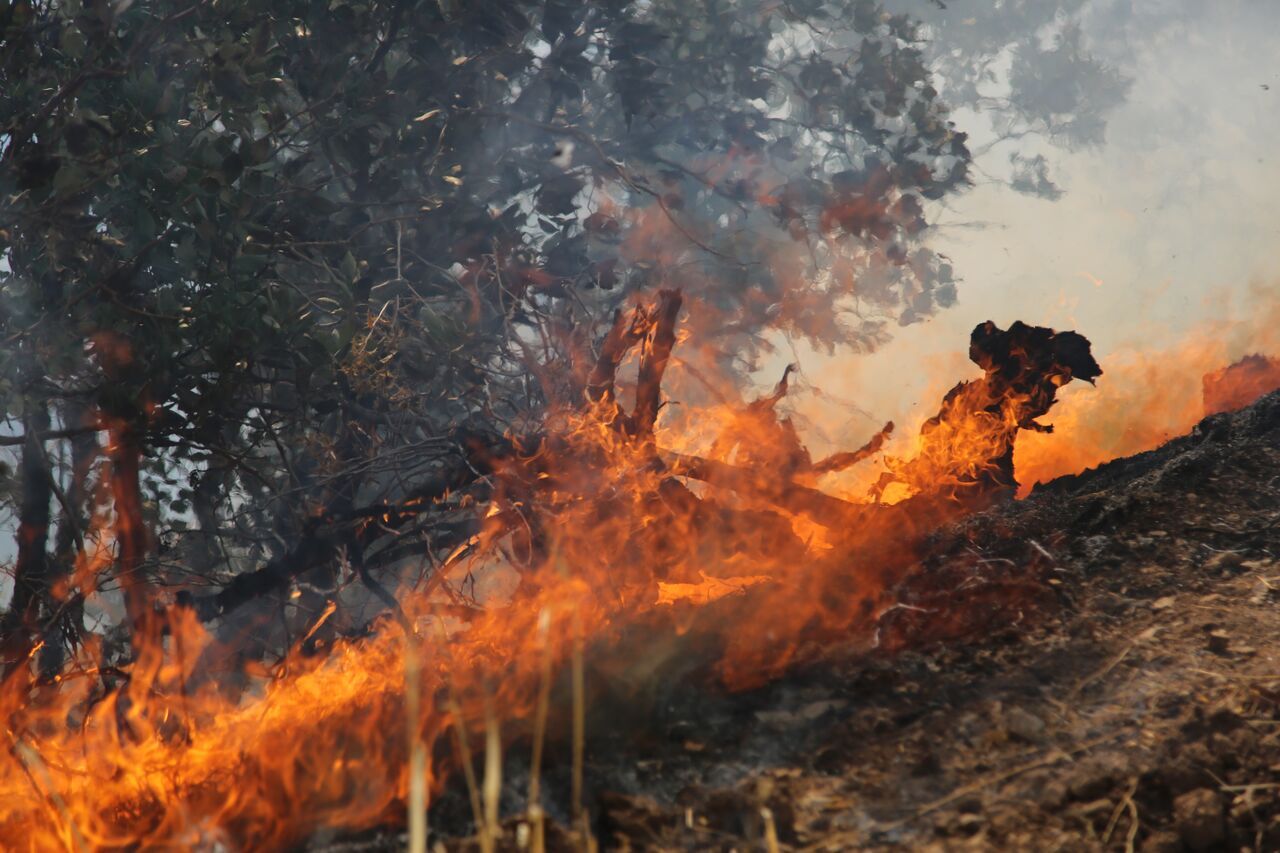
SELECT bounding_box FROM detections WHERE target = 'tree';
[0,0,972,672]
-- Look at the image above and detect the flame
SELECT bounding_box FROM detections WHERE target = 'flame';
[0,303,1160,848]
[1014,303,1280,493]
[1203,354,1280,416]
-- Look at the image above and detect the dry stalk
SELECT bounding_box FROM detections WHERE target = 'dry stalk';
[527,607,554,853]
[571,605,590,851]
[1067,626,1158,700]
[405,629,428,853]
[431,615,486,840]
[760,807,780,853]
[482,696,502,853]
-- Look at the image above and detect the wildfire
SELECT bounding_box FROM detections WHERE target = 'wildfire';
[1014,303,1280,493]
[0,292,1184,850]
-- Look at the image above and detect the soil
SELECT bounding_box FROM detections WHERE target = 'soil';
[320,390,1280,852]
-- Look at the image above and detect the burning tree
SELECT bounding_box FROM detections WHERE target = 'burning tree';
[0,0,1126,848]
[0,0,972,673]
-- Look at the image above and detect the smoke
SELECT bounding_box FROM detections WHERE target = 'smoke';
[770,0,1280,473]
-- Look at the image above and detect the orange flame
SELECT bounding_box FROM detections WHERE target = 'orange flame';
[4,298,1248,848]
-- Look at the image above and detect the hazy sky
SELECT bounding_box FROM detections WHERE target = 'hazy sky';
[783,0,1280,454]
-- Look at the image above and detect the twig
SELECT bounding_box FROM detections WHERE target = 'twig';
[7,732,87,852]
[1189,668,1280,681]
[803,731,1128,849]
[1102,777,1139,847]
[900,734,1123,823]
[1067,627,1158,701]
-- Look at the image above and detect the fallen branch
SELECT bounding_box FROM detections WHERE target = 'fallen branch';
[661,450,863,527]
[810,421,895,475]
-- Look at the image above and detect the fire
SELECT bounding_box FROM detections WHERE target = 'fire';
[1203,354,1280,416]
[655,573,772,606]
[0,295,1113,847]
[1014,303,1280,493]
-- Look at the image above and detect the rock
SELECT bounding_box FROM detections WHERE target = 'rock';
[1140,829,1182,853]
[754,700,848,728]
[1003,707,1047,744]
[1205,629,1232,655]
[1158,743,1216,796]
[1067,756,1124,802]
[1173,788,1224,852]
[1204,551,1245,575]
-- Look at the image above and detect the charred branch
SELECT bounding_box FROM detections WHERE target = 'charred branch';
[630,289,683,437]
[662,450,863,528]
[811,421,895,475]
[182,441,494,622]
[585,307,648,408]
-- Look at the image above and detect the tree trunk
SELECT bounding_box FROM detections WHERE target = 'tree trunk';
[1,399,52,679]
[107,419,150,633]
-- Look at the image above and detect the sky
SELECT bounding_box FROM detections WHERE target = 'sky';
[779,0,1280,457]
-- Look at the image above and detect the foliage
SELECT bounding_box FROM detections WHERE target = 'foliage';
[0,0,976,661]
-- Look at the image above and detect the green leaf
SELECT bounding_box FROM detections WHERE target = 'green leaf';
[60,24,86,59]
[339,251,359,284]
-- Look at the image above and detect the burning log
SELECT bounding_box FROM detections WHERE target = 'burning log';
[872,320,1101,504]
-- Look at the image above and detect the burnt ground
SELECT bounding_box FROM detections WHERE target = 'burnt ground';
[321,389,1280,853]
